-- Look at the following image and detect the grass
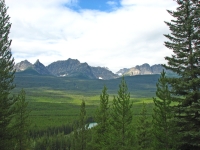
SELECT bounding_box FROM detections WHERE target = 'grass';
[13,74,159,129]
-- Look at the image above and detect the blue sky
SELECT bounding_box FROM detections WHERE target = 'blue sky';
[66,0,122,12]
[6,0,177,73]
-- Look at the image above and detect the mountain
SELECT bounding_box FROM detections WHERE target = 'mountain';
[33,59,52,75]
[116,68,129,76]
[15,58,117,79]
[117,63,167,76]
[14,59,51,76]
[14,60,33,71]
[15,59,174,79]
[46,59,96,79]
[46,59,118,80]
[91,67,118,80]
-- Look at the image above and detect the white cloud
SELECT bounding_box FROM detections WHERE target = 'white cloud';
[6,0,177,73]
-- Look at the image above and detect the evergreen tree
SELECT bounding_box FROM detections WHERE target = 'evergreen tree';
[135,102,152,150]
[92,86,110,150]
[0,0,16,149]
[13,89,30,150]
[152,70,176,150]
[72,100,88,150]
[111,77,133,150]
[163,0,200,149]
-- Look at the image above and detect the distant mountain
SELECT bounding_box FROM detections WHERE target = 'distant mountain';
[116,63,170,76]
[46,59,96,79]
[91,66,118,80]
[15,59,175,79]
[33,59,52,75]
[14,59,52,75]
[14,60,33,72]
[15,58,118,80]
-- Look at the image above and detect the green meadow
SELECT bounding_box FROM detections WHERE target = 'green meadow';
[14,72,159,129]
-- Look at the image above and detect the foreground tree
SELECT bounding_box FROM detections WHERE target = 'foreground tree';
[136,102,152,150]
[152,71,176,150]
[163,1,200,149]
[13,89,30,150]
[92,86,110,149]
[72,100,88,150]
[111,77,133,150]
[0,0,16,149]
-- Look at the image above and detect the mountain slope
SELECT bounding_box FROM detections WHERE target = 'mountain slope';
[46,59,96,79]
[117,63,169,76]
[14,60,33,71]
[33,59,52,75]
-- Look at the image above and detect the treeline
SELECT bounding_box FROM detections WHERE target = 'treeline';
[1,0,200,150]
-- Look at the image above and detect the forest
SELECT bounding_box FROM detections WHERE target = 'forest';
[0,0,199,150]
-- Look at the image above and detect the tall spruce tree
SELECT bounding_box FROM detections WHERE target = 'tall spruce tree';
[163,0,200,149]
[135,102,152,150]
[111,77,133,150]
[13,89,30,150]
[72,100,88,150]
[0,0,16,149]
[92,86,110,150]
[152,70,176,150]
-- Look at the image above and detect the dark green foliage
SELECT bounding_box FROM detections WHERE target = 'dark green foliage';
[91,86,110,150]
[110,77,133,150]
[163,1,200,149]
[32,133,71,150]
[14,72,160,97]
[13,89,30,150]
[136,102,152,150]
[152,70,176,150]
[0,0,16,149]
[72,100,88,150]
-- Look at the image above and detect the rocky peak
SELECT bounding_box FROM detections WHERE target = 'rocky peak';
[47,59,95,79]
[117,63,164,76]
[33,59,51,75]
[91,66,118,80]
[137,63,152,74]
[14,60,33,71]
[116,68,129,75]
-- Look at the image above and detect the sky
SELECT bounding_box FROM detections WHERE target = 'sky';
[6,0,177,73]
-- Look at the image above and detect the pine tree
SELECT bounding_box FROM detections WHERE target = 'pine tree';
[136,102,152,150]
[72,100,88,150]
[163,0,200,149]
[13,89,30,150]
[92,86,110,150]
[0,0,16,149]
[152,70,176,150]
[111,77,133,150]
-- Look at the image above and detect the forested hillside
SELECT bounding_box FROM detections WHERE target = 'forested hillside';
[0,0,199,150]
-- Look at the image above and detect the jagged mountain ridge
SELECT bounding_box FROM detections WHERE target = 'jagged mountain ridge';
[116,63,168,76]
[14,59,117,80]
[14,59,52,75]
[46,59,96,79]
[14,59,173,79]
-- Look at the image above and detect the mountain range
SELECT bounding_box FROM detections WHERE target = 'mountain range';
[14,59,118,80]
[116,63,170,76]
[14,58,172,80]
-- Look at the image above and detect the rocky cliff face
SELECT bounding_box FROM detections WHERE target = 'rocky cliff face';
[46,59,118,79]
[117,63,165,76]
[14,60,33,71]
[15,59,173,79]
[116,68,129,76]
[14,59,51,75]
[33,59,52,75]
[91,67,118,80]
[15,58,117,79]
[46,59,96,79]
